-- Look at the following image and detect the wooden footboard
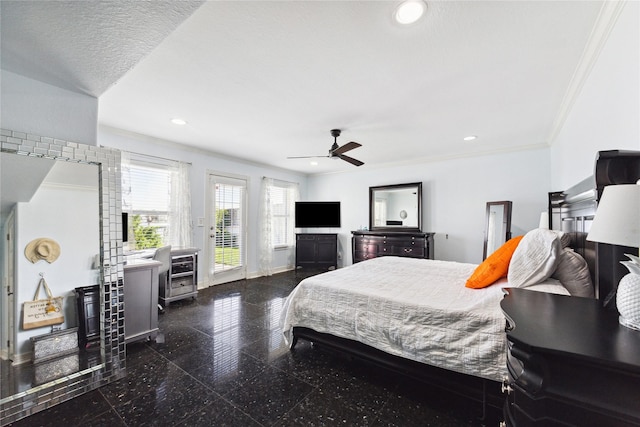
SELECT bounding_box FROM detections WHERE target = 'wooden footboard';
[291,327,503,413]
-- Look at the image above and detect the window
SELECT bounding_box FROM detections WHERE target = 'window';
[258,178,299,276]
[270,184,293,247]
[121,152,192,250]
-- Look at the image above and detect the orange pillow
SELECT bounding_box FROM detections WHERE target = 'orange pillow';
[465,236,524,289]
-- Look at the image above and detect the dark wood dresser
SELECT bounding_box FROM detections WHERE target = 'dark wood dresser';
[500,288,640,426]
[351,230,434,263]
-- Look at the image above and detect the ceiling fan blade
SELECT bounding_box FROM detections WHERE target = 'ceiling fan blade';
[338,154,364,167]
[286,155,329,159]
[332,141,361,156]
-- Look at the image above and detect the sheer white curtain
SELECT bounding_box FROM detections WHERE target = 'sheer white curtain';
[258,178,299,276]
[169,161,193,248]
[259,178,274,276]
[286,182,300,267]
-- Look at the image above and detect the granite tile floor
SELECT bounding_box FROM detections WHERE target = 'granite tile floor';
[9,269,501,427]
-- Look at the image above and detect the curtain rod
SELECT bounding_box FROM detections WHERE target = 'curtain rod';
[262,176,299,186]
[100,145,192,165]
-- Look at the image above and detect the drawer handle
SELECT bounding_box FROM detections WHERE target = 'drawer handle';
[403,248,413,253]
[501,377,513,395]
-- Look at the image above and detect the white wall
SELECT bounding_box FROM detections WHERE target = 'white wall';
[307,1,638,267]
[1,71,100,361]
[307,147,551,266]
[0,70,99,145]
[98,126,308,283]
[15,176,99,359]
[550,1,640,190]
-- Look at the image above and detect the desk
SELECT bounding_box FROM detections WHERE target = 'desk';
[124,259,161,344]
[124,247,199,307]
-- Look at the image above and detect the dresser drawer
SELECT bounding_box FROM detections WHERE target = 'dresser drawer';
[354,251,377,261]
[355,241,380,254]
[171,276,195,296]
[389,245,425,258]
[172,259,194,275]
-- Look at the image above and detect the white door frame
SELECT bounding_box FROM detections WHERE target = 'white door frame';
[1,209,16,361]
[204,171,249,286]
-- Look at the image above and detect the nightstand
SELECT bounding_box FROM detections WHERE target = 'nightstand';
[500,288,640,426]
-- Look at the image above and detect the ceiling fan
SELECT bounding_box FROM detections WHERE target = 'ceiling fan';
[287,129,364,166]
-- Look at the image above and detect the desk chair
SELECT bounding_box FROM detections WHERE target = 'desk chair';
[153,245,172,313]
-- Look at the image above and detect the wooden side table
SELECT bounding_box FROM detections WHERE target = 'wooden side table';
[500,288,640,426]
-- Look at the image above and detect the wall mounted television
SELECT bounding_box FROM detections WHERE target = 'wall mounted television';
[295,201,341,228]
[122,212,128,242]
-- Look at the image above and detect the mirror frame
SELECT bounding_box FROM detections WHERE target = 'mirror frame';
[483,200,513,260]
[369,182,422,232]
[1,129,125,424]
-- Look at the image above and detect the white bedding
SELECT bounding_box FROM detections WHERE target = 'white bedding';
[280,256,569,382]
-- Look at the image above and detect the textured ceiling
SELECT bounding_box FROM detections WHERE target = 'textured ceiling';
[2,1,609,174]
[1,0,204,96]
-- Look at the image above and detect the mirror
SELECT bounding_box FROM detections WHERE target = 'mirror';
[483,201,513,259]
[369,182,422,232]
[1,132,125,424]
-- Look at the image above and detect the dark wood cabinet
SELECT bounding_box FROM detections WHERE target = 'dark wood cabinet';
[500,288,640,426]
[295,233,338,270]
[75,285,101,348]
[351,230,434,263]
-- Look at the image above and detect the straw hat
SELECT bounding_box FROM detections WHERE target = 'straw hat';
[24,238,61,264]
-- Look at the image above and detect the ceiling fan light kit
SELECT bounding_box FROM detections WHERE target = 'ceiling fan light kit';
[287,129,364,167]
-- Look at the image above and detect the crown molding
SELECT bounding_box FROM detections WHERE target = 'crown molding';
[547,0,627,145]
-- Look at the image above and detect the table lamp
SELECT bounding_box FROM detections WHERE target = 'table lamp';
[586,183,640,330]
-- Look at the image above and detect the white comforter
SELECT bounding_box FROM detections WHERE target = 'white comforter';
[280,256,568,382]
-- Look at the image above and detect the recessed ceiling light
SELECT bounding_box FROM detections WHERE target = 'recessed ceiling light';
[310,161,319,166]
[171,118,187,125]
[394,0,427,25]
[463,135,477,141]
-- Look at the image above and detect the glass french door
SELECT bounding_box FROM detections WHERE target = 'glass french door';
[207,174,247,285]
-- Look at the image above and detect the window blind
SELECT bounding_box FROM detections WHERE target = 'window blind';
[121,151,192,250]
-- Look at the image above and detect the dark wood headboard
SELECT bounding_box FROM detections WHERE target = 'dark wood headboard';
[549,150,640,308]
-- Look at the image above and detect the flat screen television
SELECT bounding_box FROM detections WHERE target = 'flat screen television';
[295,201,341,228]
[122,212,128,242]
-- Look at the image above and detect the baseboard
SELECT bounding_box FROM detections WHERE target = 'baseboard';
[11,351,33,365]
[246,266,295,279]
[197,266,296,289]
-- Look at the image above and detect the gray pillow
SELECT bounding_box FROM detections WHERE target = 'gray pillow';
[552,248,594,298]
[553,230,572,248]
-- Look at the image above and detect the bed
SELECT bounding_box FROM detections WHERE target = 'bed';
[280,150,640,415]
[281,256,569,383]
[280,230,576,413]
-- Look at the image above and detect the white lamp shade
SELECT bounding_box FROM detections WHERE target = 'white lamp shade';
[586,184,640,247]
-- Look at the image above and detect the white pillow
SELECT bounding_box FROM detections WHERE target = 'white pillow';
[508,228,562,288]
[552,248,594,298]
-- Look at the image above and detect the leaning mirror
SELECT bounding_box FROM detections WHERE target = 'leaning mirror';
[1,130,125,425]
[483,201,513,259]
[369,182,422,232]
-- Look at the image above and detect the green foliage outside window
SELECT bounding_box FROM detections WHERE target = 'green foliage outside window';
[132,214,163,249]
